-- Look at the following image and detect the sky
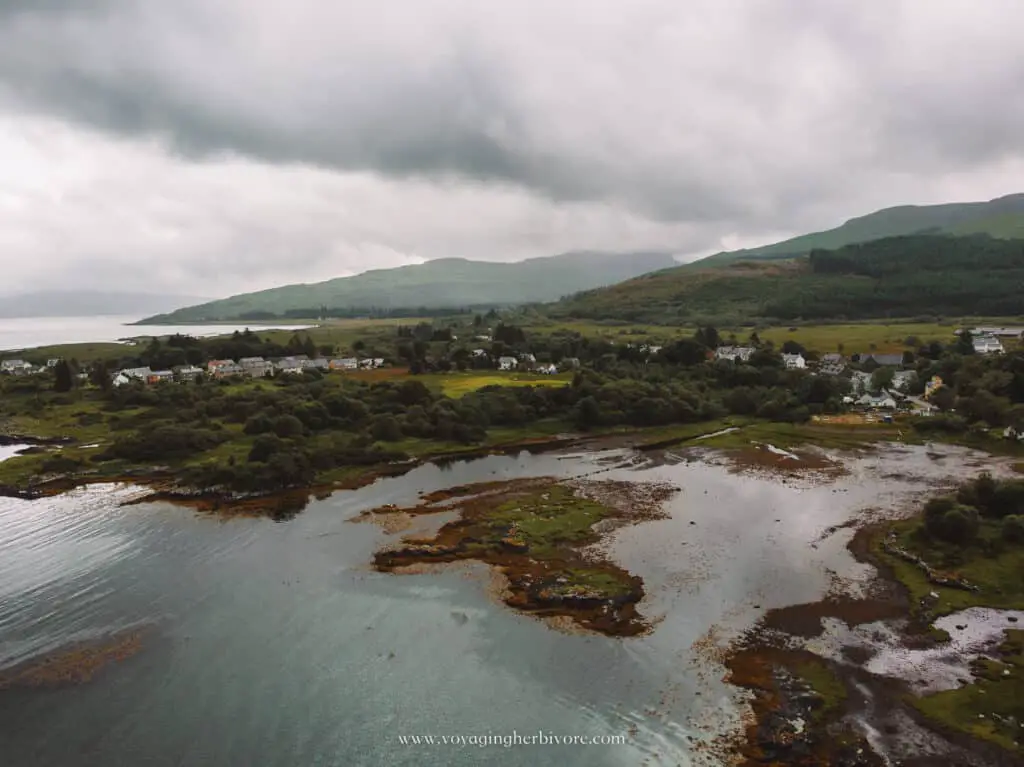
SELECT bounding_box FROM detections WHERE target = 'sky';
[2,0,1023,299]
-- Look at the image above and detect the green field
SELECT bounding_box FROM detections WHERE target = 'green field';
[429,371,572,397]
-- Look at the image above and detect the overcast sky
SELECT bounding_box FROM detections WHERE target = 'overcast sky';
[2,0,1023,298]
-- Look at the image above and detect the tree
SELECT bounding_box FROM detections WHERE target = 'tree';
[89,361,112,392]
[871,366,895,393]
[781,340,806,355]
[955,330,975,356]
[573,396,602,430]
[53,360,73,392]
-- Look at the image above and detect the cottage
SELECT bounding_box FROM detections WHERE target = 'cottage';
[357,358,384,369]
[498,356,518,371]
[536,363,558,375]
[714,346,755,363]
[207,360,242,378]
[112,372,132,387]
[274,357,304,373]
[972,335,1004,355]
[861,353,904,368]
[330,358,359,371]
[781,353,806,370]
[470,348,488,358]
[857,390,897,410]
[46,358,62,368]
[302,358,329,371]
[146,370,175,385]
[120,366,152,381]
[237,356,273,378]
[818,353,847,376]
[0,359,35,376]
[173,365,204,381]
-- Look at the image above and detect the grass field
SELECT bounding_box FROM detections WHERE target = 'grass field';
[429,371,572,397]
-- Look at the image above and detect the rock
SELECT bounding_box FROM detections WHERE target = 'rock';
[1009,616,1019,623]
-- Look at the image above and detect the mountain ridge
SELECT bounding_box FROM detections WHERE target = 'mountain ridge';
[141,251,678,323]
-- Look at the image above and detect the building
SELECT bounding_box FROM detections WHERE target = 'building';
[173,365,204,381]
[112,372,132,387]
[782,353,806,370]
[973,335,1004,355]
[968,326,1024,338]
[238,357,274,378]
[861,353,905,368]
[146,370,175,385]
[536,363,558,375]
[714,346,755,363]
[46,358,62,368]
[274,357,304,373]
[329,358,358,371]
[0,359,35,375]
[857,390,897,410]
[498,356,518,371]
[891,370,916,392]
[207,360,243,378]
[120,366,152,381]
[358,358,384,369]
[818,353,847,376]
[302,358,329,371]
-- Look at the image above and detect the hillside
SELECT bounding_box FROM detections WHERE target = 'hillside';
[552,234,1024,324]
[694,192,1024,267]
[141,252,677,323]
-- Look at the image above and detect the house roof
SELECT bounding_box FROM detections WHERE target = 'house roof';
[863,353,904,366]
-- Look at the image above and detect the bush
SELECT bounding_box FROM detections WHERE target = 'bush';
[272,414,305,438]
[1002,515,1024,544]
[925,502,980,544]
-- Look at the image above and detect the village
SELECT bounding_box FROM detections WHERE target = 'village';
[0,326,1016,426]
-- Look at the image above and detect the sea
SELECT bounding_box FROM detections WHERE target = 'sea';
[0,432,993,766]
[0,316,315,353]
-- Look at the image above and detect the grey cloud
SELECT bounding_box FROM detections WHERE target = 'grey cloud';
[2,1,1024,298]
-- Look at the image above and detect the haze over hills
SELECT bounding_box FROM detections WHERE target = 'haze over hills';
[0,291,212,319]
[693,192,1024,267]
[141,252,678,323]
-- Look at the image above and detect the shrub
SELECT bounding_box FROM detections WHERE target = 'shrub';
[1002,515,1024,544]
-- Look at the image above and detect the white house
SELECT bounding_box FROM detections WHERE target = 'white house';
[275,357,304,373]
[301,358,329,371]
[112,372,132,387]
[0,359,35,375]
[973,335,1004,355]
[857,390,897,409]
[537,363,558,375]
[714,346,755,363]
[782,353,806,370]
[498,356,518,371]
[173,365,204,381]
[330,358,359,371]
[120,366,152,381]
[207,359,242,378]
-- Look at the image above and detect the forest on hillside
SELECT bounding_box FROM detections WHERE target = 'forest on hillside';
[553,235,1024,324]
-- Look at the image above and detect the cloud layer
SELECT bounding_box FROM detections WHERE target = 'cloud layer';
[1,0,1023,296]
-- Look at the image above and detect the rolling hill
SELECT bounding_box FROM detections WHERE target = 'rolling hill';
[552,234,1024,324]
[693,192,1024,267]
[141,252,677,323]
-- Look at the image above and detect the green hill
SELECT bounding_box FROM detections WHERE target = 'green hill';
[141,252,677,323]
[694,192,1024,267]
[552,234,1024,324]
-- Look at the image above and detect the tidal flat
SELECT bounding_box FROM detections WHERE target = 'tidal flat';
[1,439,1020,766]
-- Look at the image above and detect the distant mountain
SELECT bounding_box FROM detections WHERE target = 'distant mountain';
[0,291,212,319]
[140,252,678,323]
[552,234,1024,324]
[693,192,1024,267]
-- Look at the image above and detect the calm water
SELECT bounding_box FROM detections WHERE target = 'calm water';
[0,316,315,352]
[0,444,997,766]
